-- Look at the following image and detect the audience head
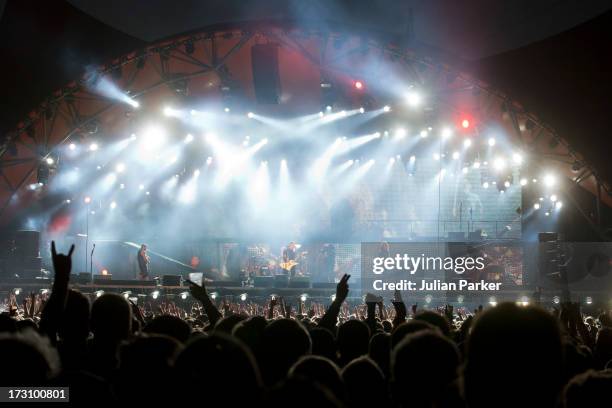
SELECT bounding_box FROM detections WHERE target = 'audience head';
[0,330,59,385]
[413,310,451,336]
[261,318,312,385]
[342,356,388,407]
[289,355,344,401]
[337,319,370,366]
[309,327,337,362]
[58,289,90,342]
[465,303,564,408]
[144,314,191,343]
[90,293,132,343]
[563,369,612,408]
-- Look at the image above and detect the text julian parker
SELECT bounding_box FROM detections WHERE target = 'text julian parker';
[372,279,502,291]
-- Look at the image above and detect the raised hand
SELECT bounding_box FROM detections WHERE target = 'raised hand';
[188,281,208,302]
[336,274,350,303]
[51,241,75,282]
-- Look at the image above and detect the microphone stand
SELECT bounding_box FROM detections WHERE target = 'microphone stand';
[90,244,96,277]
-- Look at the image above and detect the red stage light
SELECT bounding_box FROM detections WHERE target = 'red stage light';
[354,80,363,90]
[461,119,470,129]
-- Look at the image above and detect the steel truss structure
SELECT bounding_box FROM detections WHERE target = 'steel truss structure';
[0,24,609,230]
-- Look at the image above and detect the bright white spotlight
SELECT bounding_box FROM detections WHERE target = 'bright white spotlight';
[395,128,407,139]
[504,180,511,188]
[119,183,125,189]
[488,137,496,146]
[84,196,92,204]
[473,161,481,169]
[550,194,558,202]
[406,90,421,107]
[224,107,230,113]
[520,178,528,186]
[206,157,213,165]
[452,151,460,160]
[69,143,76,150]
[409,155,416,163]
[359,107,365,114]
[493,157,506,171]
[194,169,201,177]
[65,199,71,204]
[433,153,440,161]
[534,203,540,210]
[115,163,126,173]
[462,139,472,148]
[139,184,145,190]
[89,143,99,151]
[545,211,550,216]
[180,292,188,300]
[483,182,489,189]
[389,157,396,164]
[462,167,468,174]
[326,105,332,112]
[185,133,194,143]
[240,293,247,302]
[151,290,160,299]
[555,201,563,210]
[543,174,556,187]
[142,126,166,150]
[130,133,137,141]
[247,112,254,118]
[105,172,117,184]
[45,157,54,165]
[163,106,174,116]
[383,105,391,112]
[442,127,453,139]
[129,100,140,109]
[110,201,117,209]
[512,153,523,165]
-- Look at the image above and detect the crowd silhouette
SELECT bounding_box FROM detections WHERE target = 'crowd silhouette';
[0,241,611,407]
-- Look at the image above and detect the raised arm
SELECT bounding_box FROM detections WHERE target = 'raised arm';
[188,281,222,328]
[39,242,74,343]
[318,274,350,331]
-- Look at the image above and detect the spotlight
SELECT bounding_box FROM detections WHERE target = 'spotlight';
[326,105,332,112]
[425,294,432,304]
[452,151,460,160]
[512,153,523,165]
[462,167,468,174]
[433,153,440,161]
[210,292,218,300]
[45,157,54,165]
[545,211,550,216]
[119,184,125,189]
[89,143,99,151]
[110,201,117,209]
[68,143,76,151]
[84,196,92,204]
[493,157,506,171]
[194,169,200,177]
[519,296,529,307]
[115,163,126,173]
[383,105,391,112]
[463,139,472,148]
[14,288,21,295]
[247,112,254,118]
[180,291,189,300]
[473,161,481,169]
[95,290,104,298]
[331,294,336,301]
[420,130,428,138]
[389,157,396,164]
[442,128,453,138]
[555,201,563,210]
[185,134,194,143]
[300,293,308,302]
[520,178,528,186]
[488,138,496,147]
[395,128,406,138]
[409,155,416,163]
[553,296,560,305]
[483,182,489,189]
[489,296,497,307]
[461,119,470,129]
[359,107,365,114]
[504,181,511,188]
[543,174,556,187]
[457,295,464,303]
[550,194,558,202]
[240,293,247,302]
[354,80,364,90]
[534,203,540,210]
[406,90,421,107]
[139,184,145,190]
[122,291,132,299]
[585,296,593,305]
[206,157,213,165]
[224,107,230,113]
[151,290,160,299]
[65,199,71,204]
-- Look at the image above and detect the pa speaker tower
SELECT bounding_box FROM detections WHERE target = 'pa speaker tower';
[251,44,281,104]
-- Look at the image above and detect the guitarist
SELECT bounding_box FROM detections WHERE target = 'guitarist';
[282,241,298,278]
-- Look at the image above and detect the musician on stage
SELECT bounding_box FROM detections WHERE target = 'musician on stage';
[137,244,150,280]
[282,241,298,277]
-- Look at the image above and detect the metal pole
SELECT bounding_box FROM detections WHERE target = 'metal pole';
[85,205,89,278]
[596,180,602,228]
